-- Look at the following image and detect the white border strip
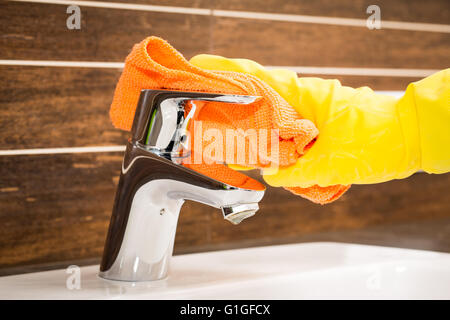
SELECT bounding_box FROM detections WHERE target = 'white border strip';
[0,60,125,68]
[214,10,450,33]
[375,91,404,98]
[0,146,126,156]
[0,60,438,77]
[11,0,450,33]
[266,66,439,78]
[11,0,212,15]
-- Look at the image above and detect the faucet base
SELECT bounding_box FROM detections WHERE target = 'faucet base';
[99,176,264,281]
[99,179,182,282]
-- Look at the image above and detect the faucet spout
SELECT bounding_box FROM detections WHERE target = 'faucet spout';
[99,90,265,282]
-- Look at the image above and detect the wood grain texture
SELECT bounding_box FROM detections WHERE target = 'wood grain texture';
[75,0,450,24]
[214,0,450,25]
[211,17,450,68]
[0,152,449,273]
[0,66,419,150]
[1,2,449,69]
[0,66,126,149]
[0,2,212,61]
[0,153,120,269]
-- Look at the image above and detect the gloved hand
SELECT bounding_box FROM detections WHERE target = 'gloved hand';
[109,36,349,204]
[190,55,450,188]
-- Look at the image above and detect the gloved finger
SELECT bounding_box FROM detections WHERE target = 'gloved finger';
[262,143,325,188]
[277,118,319,155]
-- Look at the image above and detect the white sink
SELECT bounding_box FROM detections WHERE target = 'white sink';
[1,242,449,299]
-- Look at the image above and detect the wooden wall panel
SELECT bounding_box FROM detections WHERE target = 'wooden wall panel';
[78,0,450,24]
[0,2,212,61]
[0,66,421,151]
[2,2,449,69]
[0,153,119,269]
[214,0,450,24]
[0,66,126,149]
[211,18,450,68]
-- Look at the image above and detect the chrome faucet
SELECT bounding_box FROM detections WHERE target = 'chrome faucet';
[99,90,265,281]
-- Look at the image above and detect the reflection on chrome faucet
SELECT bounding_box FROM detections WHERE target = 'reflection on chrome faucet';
[99,90,265,282]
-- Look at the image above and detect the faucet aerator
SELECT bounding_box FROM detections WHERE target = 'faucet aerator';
[222,203,259,225]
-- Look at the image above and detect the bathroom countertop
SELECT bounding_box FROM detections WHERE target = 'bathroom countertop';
[1,242,449,299]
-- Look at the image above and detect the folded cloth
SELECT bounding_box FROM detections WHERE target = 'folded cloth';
[110,36,350,204]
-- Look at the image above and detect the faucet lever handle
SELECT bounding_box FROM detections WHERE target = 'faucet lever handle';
[131,90,260,161]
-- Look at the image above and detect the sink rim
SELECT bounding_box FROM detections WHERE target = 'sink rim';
[1,242,449,300]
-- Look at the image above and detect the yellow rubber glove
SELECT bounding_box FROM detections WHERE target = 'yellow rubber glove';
[190,54,449,188]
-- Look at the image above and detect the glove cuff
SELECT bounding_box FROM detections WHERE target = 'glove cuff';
[406,69,450,174]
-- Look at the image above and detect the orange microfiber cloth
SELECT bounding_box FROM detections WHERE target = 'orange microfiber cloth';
[110,36,350,204]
